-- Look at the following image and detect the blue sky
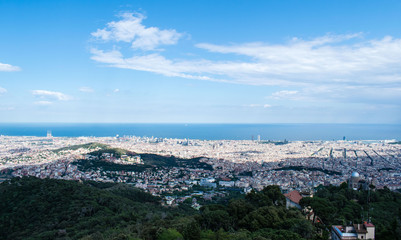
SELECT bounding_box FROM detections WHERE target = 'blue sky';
[1,0,401,123]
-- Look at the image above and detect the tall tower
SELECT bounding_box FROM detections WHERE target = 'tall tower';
[47,130,52,138]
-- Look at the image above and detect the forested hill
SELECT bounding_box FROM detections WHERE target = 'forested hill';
[300,183,401,240]
[2,177,401,240]
[0,177,162,240]
[65,143,214,171]
[0,177,318,240]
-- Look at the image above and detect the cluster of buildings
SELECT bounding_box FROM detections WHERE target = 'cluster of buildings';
[332,223,375,240]
[1,135,395,239]
[1,136,400,193]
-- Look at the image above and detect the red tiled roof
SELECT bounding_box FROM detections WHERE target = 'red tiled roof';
[364,222,375,227]
[284,190,303,204]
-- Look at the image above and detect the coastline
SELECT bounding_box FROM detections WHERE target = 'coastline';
[0,123,400,141]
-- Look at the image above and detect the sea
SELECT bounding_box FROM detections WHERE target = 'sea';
[0,123,400,141]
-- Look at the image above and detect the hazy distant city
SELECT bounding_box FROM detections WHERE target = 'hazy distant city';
[1,135,400,206]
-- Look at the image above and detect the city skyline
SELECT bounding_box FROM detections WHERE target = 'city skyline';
[1,0,401,123]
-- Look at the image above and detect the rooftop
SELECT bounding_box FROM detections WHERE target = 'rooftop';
[284,190,303,204]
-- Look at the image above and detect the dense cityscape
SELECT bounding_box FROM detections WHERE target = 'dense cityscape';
[1,134,401,239]
[1,135,400,198]
[1,134,400,239]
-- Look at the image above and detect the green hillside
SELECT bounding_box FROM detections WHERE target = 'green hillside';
[0,177,163,240]
[53,143,109,153]
[87,147,136,159]
[4,177,400,240]
[300,183,401,240]
[0,177,318,240]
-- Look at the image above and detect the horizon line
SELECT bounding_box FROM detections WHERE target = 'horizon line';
[0,122,400,125]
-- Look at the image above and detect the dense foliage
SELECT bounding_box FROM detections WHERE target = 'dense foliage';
[0,177,164,240]
[73,158,154,172]
[87,147,136,159]
[300,183,401,239]
[140,154,213,170]
[1,177,318,240]
[2,177,401,239]
[53,143,109,153]
[273,166,341,176]
[75,148,213,171]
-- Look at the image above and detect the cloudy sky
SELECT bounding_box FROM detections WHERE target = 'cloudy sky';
[1,0,401,123]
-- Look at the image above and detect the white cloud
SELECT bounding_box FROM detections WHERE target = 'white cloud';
[32,90,72,101]
[0,62,21,72]
[92,12,182,50]
[90,14,401,109]
[0,106,15,111]
[268,85,401,104]
[113,88,120,93]
[243,104,272,108]
[194,35,401,85]
[91,32,401,88]
[90,48,223,82]
[34,101,53,105]
[79,87,94,93]
[0,87,7,95]
[270,90,299,100]
[245,104,261,108]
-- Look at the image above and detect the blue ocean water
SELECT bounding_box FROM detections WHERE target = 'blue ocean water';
[0,123,400,141]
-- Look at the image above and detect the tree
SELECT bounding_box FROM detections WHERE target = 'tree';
[182,220,201,240]
[158,228,183,240]
[300,197,335,225]
[245,186,285,207]
[239,206,283,231]
[198,208,231,231]
[227,199,254,228]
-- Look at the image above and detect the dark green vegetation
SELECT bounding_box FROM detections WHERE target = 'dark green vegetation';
[73,155,212,173]
[140,155,213,170]
[300,183,401,240]
[3,177,401,240]
[72,144,213,172]
[379,167,395,171]
[389,141,401,145]
[1,177,319,240]
[55,142,213,171]
[0,177,164,240]
[0,168,13,182]
[274,166,341,176]
[73,158,153,172]
[53,143,109,153]
[260,140,289,145]
[87,147,135,159]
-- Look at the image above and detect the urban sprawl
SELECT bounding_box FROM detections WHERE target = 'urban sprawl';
[1,135,400,207]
